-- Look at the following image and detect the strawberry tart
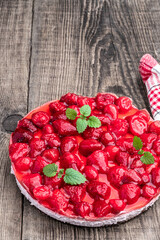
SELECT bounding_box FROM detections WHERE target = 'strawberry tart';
[9,92,160,227]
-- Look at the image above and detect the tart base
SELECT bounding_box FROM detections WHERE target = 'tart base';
[11,166,160,227]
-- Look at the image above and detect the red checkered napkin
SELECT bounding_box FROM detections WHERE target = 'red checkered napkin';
[139,54,160,120]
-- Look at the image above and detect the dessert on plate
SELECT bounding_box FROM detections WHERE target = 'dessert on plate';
[9,92,160,227]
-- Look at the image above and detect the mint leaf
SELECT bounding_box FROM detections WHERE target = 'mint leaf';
[76,118,88,133]
[80,115,86,119]
[66,108,77,120]
[133,136,143,150]
[140,152,155,165]
[43,163,58,177]
[64,168,87,185]
[58,169,64,178]
[87,116,101,128]
[59,169,64,174]
[80,105,91,117]
[138,150,144,155]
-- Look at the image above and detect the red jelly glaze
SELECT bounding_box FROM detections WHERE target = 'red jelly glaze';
[9,93,160,220]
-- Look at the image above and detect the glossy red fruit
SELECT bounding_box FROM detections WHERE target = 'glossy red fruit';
[33,185,52,200]
[116,151,129,167]
[140,133,157,149]
[134,110,150,122]
[72,116,79,127]
[41,133,61,148]
[127,152,139,165]
[152,168,160,187]
[87,181,111,199]
[31,156,48,173]
[64,185,86,203]
[79,139,102,157]
[77,97,95,110]
[117,138,136,155]
[149,121,160,134]
[104,146,119,161]
[91,113,111,125]
[142,185,157,199]
[130,158,144,169]
[60,152,83,171]
[128,115,148,136]
[92,109,101,115]
[44,175,63,189]
[108,166,126,188]
[9,143,30,162]
[31,111,50,128]
[60,136,78,154]
[53,119,77,136]
[49,101,66,113]
[96,93,116,110]
[69,105,80,115]
[116,96,132,113]
[119,183,141,204]
[84,166,98,180]
[12,128,33,143]
[87,150,108,173]
[18,118,37,132]
[42,124,54,134]
[100,132,115,146]
[51,112,67,121]
[14,157,33,171]
[109,199,126,213]
[109,119,129,137]
[153,139,160,155]
[60,93,78,105]
[146,161,158,174]
[29,138,45,158]
[134,167,146,176]
[122,169,142,185]
[49,189,69,212]
[82,127,103,140]
[42,149,59,163]
[22,173,42,191]
[93,200,111,217]
[103,104,118,121]
[141,173,150,184]
[74,202,91,217]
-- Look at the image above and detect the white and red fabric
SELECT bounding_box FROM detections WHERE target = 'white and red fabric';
[139,54,160,120]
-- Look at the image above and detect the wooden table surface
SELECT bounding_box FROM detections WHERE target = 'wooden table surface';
[1,0,160,239]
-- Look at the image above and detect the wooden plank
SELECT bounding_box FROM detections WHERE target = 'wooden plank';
[22,0,112,239]
[106,0,160,111]
[27,0,112,111]
[22,0,160,240]
[104,1,160,239]
[0,0,33,239]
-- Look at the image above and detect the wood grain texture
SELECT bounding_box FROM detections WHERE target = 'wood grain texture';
[22,0,160,240]
[1,0,160,239]
[0,0,33,239]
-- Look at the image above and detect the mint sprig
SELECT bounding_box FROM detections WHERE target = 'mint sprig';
[66,108,77,120]
[64,168,87,185]
[138,150,144,155]
[43,164,87,185]
[87,116,101,128]
[133,136,155,165]
[80,105,91,117]
[66,104,101,133]
[58,169,64,178]
[76,118,88,133]
[140,152,155,164]
[43,163,58,177]
[133,136,143,150]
